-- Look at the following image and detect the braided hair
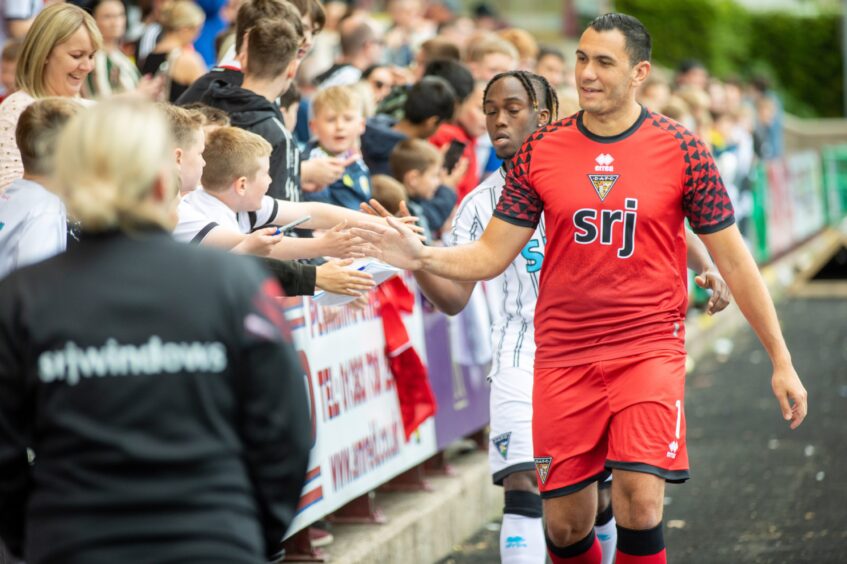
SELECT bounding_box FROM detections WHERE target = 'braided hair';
[482,70,560,123]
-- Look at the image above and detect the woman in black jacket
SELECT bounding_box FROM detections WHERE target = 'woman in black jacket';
[0,99,311,564]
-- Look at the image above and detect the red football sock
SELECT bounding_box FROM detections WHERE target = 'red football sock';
[546,530,602,564]
[615,523,667,564]
[614,548,667,563]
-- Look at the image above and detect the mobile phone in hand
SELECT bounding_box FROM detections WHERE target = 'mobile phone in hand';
[443,140,467,174]
[272,215,311,235]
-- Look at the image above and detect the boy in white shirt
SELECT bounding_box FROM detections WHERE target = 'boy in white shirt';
[0,98,80,278]
[176,125,409,263]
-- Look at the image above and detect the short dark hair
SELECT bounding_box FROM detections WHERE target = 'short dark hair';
[340,19,375,57]
[181,102,231,126]
[588,13,651,65]
[403,77,456,125]
[279,84,300,110]
[419,37,461,64]
[424,59,474,103]
[677,58,705,75]
[245,19,300,80]
[235,0,303,54]
[537,45,565,64]
[390,139,442,182]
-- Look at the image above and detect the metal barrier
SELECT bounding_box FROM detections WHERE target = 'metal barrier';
[280,142,847,560]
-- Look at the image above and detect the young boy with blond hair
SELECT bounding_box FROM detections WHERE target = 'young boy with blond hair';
[304,85,371,210]
[160,104,207,196]
[176,125,406,265]
[0,98,81,277]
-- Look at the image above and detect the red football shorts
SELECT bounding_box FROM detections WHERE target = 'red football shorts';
[532,350,689,498]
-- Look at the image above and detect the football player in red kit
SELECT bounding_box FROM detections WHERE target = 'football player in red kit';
[352,13,807,564]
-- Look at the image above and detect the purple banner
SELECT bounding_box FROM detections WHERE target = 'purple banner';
[422,304,491,450]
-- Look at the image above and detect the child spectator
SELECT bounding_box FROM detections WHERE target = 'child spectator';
[161,119,372,298]
[160,104,206,195]
[464,34,518,82]
[181,102,231,132]
[535,45,566,89]
[498,28,538,71]
[370,174,407,216]
[0,98,80,278]
[0,39,21,103]
[361,76,456,176]
[199,18,303,201]
[279,85,301,134]
[389,138,454,242]
[304,85,371,210]
[176,126,392,262]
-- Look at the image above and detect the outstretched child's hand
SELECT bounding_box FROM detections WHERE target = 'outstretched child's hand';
[315,259,376,296]
[317,221,373,259]
[231,227,281,257]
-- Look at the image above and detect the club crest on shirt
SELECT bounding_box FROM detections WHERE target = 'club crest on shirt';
[588,174,620,202]
[534,456,553,485]
[492,432,511,460]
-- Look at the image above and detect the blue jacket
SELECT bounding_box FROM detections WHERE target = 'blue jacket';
[302,143,372,210]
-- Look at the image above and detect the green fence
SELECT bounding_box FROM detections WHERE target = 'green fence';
[745,145,847,265]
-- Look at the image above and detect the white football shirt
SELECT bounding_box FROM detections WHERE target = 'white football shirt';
[174,188,279,243]
[450,168,547,374]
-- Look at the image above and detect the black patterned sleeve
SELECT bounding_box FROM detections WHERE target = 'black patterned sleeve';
[681,136,735,234]
[493,138,544,229]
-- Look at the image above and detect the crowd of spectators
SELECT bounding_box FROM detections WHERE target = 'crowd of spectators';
[0,0,790,559]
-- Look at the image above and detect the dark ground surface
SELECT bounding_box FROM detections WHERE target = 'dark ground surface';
[439,298,847,563]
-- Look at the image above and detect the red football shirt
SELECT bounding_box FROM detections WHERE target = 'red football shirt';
[493,108,735,368]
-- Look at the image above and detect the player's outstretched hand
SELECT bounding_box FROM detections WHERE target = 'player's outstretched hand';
[319,221,373,259]
[351,216,425,271]
[359,199,425,239]
[694,269,731,315]
[315,259,376,296]
[771,365,808,430]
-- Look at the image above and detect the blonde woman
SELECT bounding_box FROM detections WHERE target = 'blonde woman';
[0,99,311,563]
[0,3,102,192]
[140,0,206,102]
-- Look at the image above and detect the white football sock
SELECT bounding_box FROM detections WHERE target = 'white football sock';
[500,513,546,564]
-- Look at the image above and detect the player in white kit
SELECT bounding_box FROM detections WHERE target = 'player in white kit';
[364,71,730,564]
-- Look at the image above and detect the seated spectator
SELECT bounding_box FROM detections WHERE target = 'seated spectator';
[0,40,21,103]
[279,85,301,134]
[361,64,394,105]
[498,28,538,71]
[429,80,485,202]
[181,101,231,132]
[376,44,463,119]
[389,138,455,242]
[175,0,305,106]
[0,3,102,193]
[160,104,206,195]
[370,173,407,216]
[465,34,517,82]
[383,0,435,67]
[362,76,455,176]
[84,0,144,98]
[0,98,311,564]
[140,0,207,103]
[313,15,381,89]
[535,45,566,89]
[176,126,392,262]
[0,98,81,278]
[200,18,303,201]
[304,85,370,210]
